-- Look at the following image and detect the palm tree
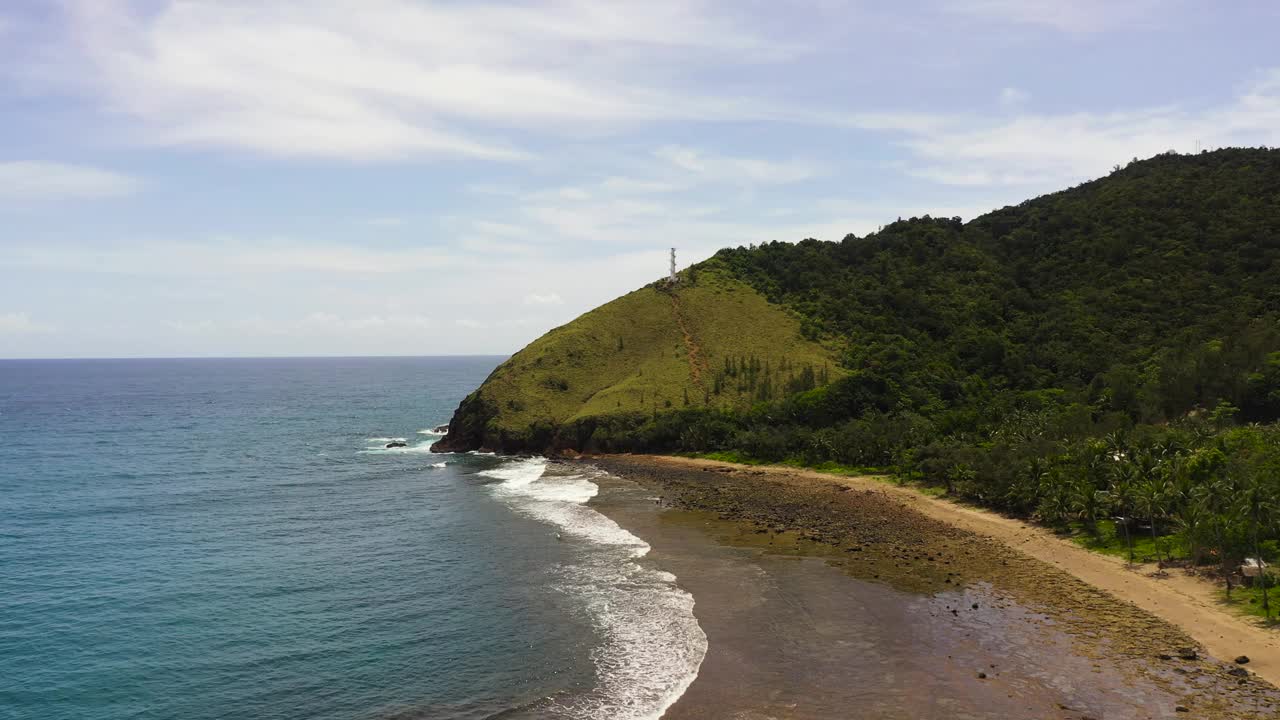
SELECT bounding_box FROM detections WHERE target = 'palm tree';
[1237,471,1276,621]
[1072,444,1111,538]
[1108,465,1139,564]
[1173,480,1207,566]
[1200,474,1241,597]
[1135,476,1172,567]
[1069,474,1104,536]
[1037,467,1072,526]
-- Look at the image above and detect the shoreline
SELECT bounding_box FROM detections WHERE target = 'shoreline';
[627,454,1280,689]
[581,453,1280,718]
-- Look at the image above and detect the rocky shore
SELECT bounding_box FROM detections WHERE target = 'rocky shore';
[582,454,1280,719]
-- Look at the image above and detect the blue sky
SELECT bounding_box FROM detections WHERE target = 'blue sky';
[2,0,1279,358]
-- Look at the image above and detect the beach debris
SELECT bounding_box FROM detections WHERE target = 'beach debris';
[1175,706,1190,713]
[1241,557,1268,578]
[976,672,987,679]
[1235,655,1250,664]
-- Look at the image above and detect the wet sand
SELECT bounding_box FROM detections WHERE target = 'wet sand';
[579,455,1280,719]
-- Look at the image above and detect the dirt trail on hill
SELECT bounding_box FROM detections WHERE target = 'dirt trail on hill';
[668,291,708,389]
[618,454,1280,692]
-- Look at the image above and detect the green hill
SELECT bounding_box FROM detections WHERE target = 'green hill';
[432,270,840,452]
[437,147,1280,607]
[441,148,1280,460]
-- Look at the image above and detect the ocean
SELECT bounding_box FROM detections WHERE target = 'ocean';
[0,357,705,720]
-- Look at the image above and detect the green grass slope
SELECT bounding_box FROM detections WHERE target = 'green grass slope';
[433,270,840,452]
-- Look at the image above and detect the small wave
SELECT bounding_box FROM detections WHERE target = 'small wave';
[417,426,449,436]
[430,461,448,468]
[481,458,707,719]
[366,437,407,443]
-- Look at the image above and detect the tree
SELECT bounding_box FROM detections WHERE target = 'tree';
[1135,475,1171,567]
[1170,465,1207,566]
[1068,473,1104,536]
[1037,467,1072,526]
[1199,473,1242,597]
[1107,462,1139,564]
[1237,468,1277,620]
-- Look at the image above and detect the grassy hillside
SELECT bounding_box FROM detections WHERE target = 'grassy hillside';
[432,270,839,452]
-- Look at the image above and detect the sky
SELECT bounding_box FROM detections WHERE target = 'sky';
[2,1,1280,358]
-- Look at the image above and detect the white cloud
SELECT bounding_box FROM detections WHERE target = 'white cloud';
[0,312,55,335]
[558,187,591,200]
[998,87,1029,107]
[0,161,139,199]
[599,176,680,194]
[460,236,537,256]
[472,220,528,237]
[300,312,433,331]
[48,0,788,161]
[362,216,406,227]
[165,312,433,336]
[523,292,563,305]
[901,71,1280,188]
[5,239,459,275]
[654,145,819,185]
[948,0,1168,32]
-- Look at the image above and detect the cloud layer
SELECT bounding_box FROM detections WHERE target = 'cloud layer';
[53,0,788,160]
[2,1,1279,356]
[0,162,138,200]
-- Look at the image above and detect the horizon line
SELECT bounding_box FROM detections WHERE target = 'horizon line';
[0,353,512,362]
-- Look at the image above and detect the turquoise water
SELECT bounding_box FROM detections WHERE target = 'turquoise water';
[0,357,704,720]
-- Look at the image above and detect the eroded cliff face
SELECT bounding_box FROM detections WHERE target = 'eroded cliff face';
[429,270,841,454]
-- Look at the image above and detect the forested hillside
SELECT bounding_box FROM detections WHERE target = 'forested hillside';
[438,148,1280,602]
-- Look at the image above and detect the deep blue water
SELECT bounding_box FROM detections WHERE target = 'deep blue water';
[0,357,703,720]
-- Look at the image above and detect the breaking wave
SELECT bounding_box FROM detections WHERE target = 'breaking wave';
[479,458,707,720]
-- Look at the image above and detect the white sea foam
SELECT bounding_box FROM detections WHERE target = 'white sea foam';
[430,461,448,468]
[416,427,449,436]
[480,457,707,720]
[366,437,407,443]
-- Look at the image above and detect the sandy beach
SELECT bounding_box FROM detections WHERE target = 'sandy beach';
[581,454,1280,719]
